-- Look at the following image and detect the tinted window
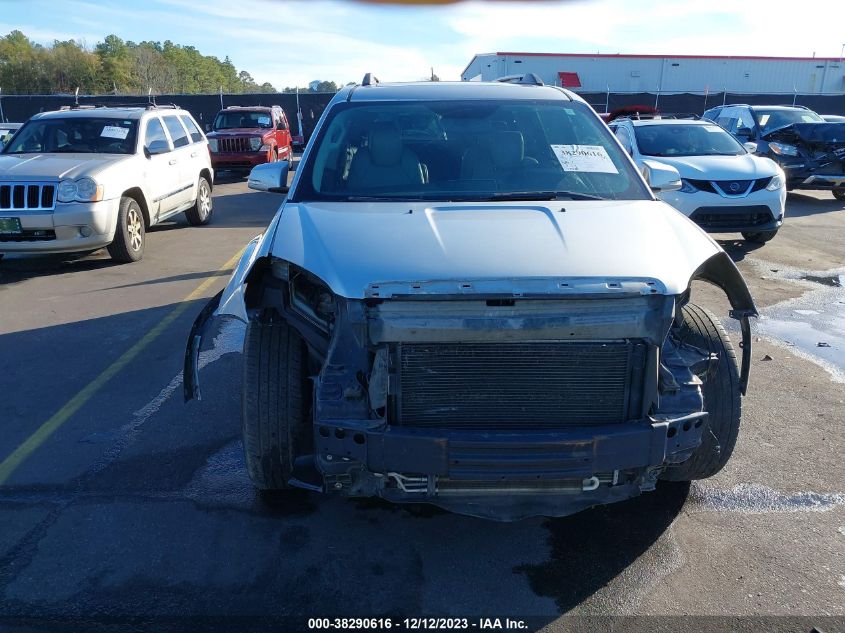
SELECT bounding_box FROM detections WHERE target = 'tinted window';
[163,116,189,148]
[294,100,650,202]
[754,108,824,134]
[144,117,168,149]
[634,123,745,157]
[179,115,204,142]
[5,118,138,155]
[213,111,273,130]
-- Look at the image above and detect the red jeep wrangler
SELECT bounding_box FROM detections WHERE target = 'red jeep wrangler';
[206,105,293,171]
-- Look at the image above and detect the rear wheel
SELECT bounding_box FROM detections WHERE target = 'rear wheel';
[241,314,311,490]
[742,229,778,243]
[185,176,212,226]
[107,196,144,263]
[833,187,845,201]
[661,303,742,481]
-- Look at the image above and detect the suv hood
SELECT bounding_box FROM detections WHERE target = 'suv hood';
[207,129,269,138]
[643,154,776,180]
[272,200,722,299]
[763,122,845,147]
[0,153,131,181]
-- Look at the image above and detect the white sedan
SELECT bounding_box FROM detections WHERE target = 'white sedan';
[610,117,786,243]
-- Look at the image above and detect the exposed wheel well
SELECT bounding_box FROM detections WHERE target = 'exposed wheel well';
[200,168,213,191]
[121,187,151,228]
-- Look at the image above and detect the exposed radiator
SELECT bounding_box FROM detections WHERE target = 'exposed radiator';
[395,341,644,429]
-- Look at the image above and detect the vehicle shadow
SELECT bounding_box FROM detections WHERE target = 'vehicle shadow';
[715,237,765,263]
[785,191,845,217]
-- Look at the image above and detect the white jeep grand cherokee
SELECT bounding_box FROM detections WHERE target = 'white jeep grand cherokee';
[0,104,214,263]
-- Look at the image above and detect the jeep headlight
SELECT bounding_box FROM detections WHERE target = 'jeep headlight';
[57,177,103,203]
[766,172,785,191]
[250,137,262,151]
[208,138,218,152]
[260,143,272,151]
[770,142,799,157]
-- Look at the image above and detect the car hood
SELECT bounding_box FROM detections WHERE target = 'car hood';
[207,128,269,138]
[762,122,845,146]
[271,199,722,299]
[641,154,776,180]
[0,153,131,181]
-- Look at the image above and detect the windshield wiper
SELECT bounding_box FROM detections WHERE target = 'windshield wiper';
[482,191,606,201]
[341,195,431,202]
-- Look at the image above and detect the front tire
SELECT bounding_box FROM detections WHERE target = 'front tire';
[833,187,845,201]
[185,176,213,226]
[107,196,145,263]
[742,229,778,243]
[241,315,310,490]
[661,304,742,481]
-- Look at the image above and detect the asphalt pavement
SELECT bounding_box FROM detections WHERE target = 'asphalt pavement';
[0,176,843,632]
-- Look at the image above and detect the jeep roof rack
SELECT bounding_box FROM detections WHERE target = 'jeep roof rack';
[59,102,180,111]
[494,73,544,86]
[362,73,379,86]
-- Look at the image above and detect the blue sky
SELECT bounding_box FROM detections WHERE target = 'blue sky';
[2,0,844,87]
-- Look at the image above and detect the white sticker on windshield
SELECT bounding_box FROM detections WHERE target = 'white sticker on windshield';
[551,144,618,173]
[101,125,129,139]
[257,116,271,126]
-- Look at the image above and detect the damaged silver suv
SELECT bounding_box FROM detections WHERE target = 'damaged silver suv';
[184,76,757,521]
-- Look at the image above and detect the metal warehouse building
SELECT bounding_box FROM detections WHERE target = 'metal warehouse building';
[461,52,845,95]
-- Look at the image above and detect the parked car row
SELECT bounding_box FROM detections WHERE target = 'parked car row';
[0,102,296,263]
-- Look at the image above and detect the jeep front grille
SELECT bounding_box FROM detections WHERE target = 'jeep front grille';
[217,137,251,153]
[0,183,57,211]
[394,341,644,429]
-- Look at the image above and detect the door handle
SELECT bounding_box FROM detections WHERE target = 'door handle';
[190,152,198,157]
[168,159,177,165]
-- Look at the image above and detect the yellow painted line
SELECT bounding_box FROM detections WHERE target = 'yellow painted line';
[0,249,244,485]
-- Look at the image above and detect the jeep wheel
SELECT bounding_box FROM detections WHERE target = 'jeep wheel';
[107,196,145,263]
[742,229,778,243]
[833,187,845,201]
[661,303,742,481]
[185,176,212,226]
[242,314,311,490]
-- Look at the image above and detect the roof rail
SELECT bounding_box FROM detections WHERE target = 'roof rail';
[495,73,544,86]
[59,102,180,111]
[362,73,379,86]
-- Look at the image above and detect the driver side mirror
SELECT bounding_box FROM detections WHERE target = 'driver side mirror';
[144,139,170,157]
[248,161,290,194]
[204,124,211,132]
[641,159,682,192]
[743,142,758,153]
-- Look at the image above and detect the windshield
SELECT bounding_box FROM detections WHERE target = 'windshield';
[213,111,273,130]
[3,117,138,154]
[634,123,745,157]
[755,108,824,134]
[293,99,650,202]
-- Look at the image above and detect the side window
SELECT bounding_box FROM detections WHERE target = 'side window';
[735,109,756,139]
[163,116,190,148]
[615,127,633,154]
[144,117,169,150]
[278,111,288,130]
[179,115,204,143]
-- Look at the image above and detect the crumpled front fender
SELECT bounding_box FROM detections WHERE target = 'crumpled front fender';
[183,209,283,401]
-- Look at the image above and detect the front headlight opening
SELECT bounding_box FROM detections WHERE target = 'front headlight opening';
[289,269,336,332]
[57,179,78,203]
[208,139,218,152]
[57,178,103,202]
[250,137,262,151]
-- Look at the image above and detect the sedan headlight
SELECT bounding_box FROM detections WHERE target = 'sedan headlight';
[679,179,698,194]
[57,178,103,203]
[770,142,799,157]
[250,137,262,151]
[766,172,785,191]
[208,138,218,152]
